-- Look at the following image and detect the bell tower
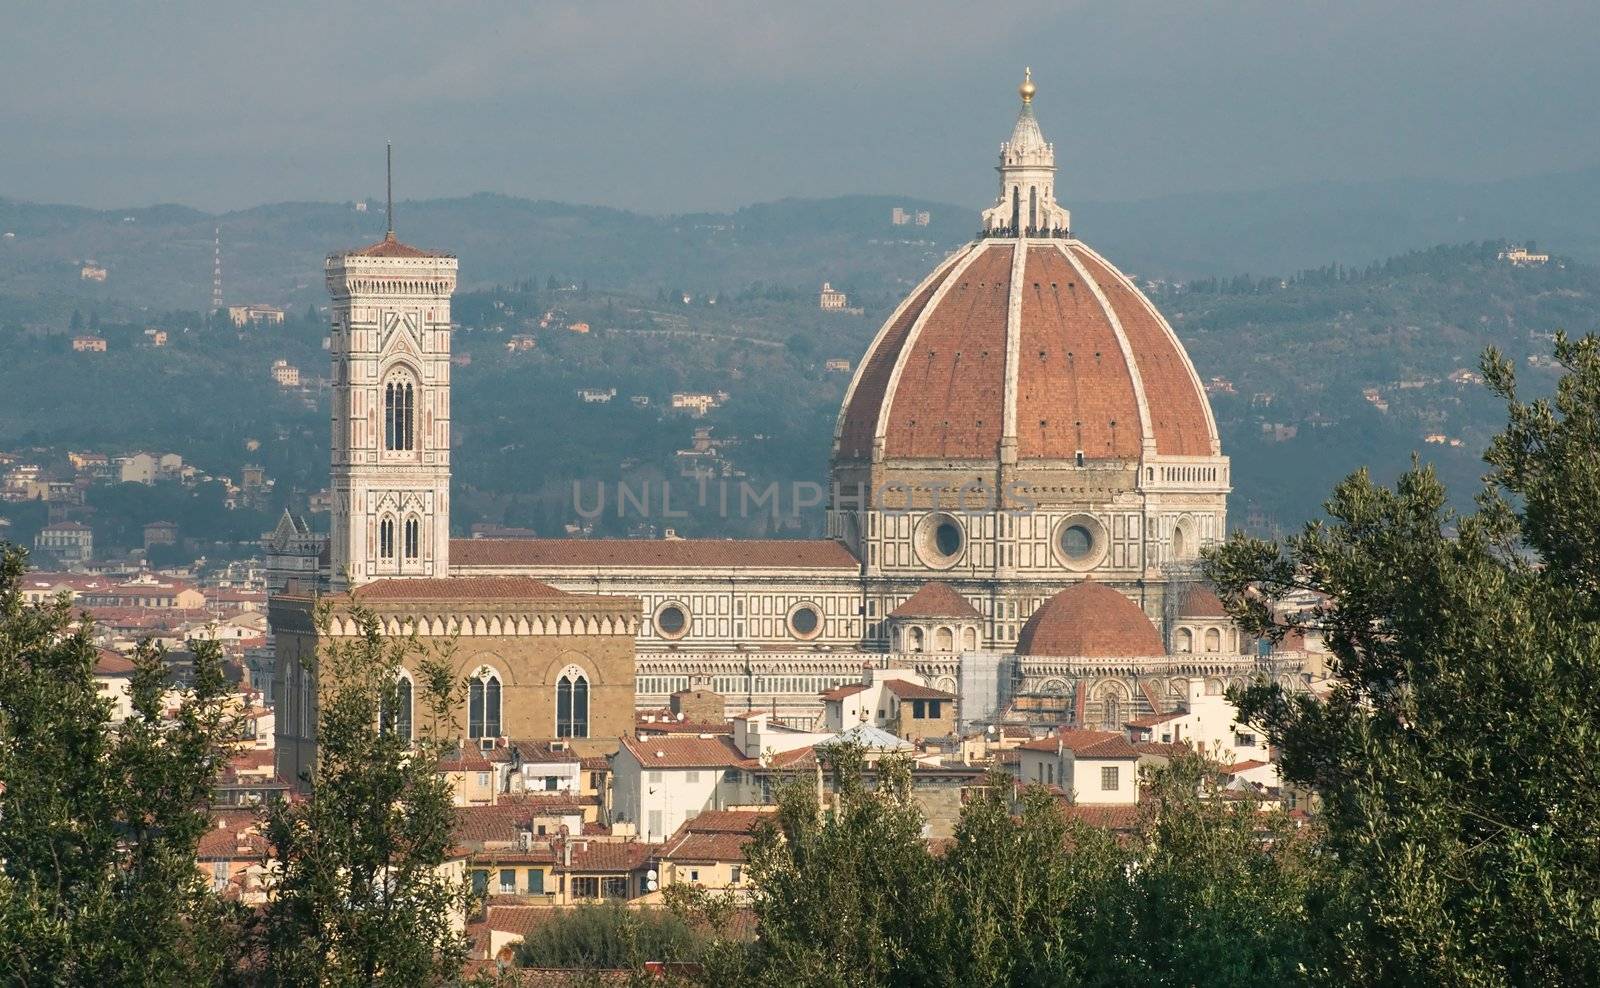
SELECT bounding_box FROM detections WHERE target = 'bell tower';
[325,145,457,586]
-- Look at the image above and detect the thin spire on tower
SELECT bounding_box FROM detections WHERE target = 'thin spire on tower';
[385,142,394,241]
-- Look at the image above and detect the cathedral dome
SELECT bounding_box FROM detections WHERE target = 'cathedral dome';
[1016,582,1164,657]
[832,73,1217,469]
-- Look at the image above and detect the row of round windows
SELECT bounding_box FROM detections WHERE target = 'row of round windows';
[912,512,1105,570]
[651,599,824,642]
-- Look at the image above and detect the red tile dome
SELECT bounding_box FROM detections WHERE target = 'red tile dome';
[834,238,1217,465]
[1016,582,1165,657]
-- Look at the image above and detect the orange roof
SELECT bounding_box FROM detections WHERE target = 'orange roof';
[889,581,981,619]
[335,232,452,259]
[1178,585,1228,618]
[819,683,868,702]
[617,734,744,770]
[1225,759,1271,774]
[1019,729,1140,759]
[451,538,858,570]
[1059,803,1144,832]
[454,799,586,844]
[560,841,655,874]
[835,239,1215,465]
[883,679,955,701]
[1017,583,1164,657]
[673,810,774,835]
[661,832,751,862]
[94,648,136,676]
[352,576,570,601]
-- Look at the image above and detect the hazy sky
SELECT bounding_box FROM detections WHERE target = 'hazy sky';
[4,0,1597,214]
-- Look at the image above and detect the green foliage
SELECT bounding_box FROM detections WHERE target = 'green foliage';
[256,605,475,986]
[1205,334,1600,985]
[728,749,945,987]
[695,750,1316,988]
[0,542,242,984]
[512,901,704,970]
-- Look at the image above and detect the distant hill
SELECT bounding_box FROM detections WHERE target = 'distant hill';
[1,163,1595,318]
[1,238,1594,548]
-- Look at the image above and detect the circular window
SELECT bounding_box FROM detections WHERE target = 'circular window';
[654,603,689,639]
[1060,524,1094,560]
[915,513,966,569]
[787,603,822,639]
[1052,515,1106,571]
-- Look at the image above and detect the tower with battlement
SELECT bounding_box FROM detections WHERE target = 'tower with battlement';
[325,212,457,586]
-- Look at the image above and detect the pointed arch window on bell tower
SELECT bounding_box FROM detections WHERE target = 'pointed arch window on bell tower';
[384,376,416,452]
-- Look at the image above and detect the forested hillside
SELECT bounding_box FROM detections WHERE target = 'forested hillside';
[1,239,1591,549]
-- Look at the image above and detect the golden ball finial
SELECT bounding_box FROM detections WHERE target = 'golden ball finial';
[1019,66,1036,103]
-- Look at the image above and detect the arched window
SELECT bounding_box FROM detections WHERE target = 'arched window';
[1172,525,1189,560]
[1204,628,1222,652]
[1029,185,1038,231]
[962,627,978,651]
[379,516,396,560]
[556,668,590,738]
[935,627,954,652]
[469,670,501,739]
[1175,627,1194,653]
[384,377,416,451]
[1102,693,1122,731]
[403,516,420,561]
[907,627,924,653]
[382,674,413,741]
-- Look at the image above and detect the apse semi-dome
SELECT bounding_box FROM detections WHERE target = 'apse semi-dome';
[1016,582,1164,657]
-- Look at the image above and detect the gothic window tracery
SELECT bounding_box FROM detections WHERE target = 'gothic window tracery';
[404,516,420,561]
[469,669,502,739]
[379,516,396,560]
[556,666,590,738]
[383,374,416,452]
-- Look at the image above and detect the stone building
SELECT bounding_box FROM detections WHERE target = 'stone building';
[270,72,1296,753]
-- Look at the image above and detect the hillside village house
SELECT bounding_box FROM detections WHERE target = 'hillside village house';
[228,304,286,327]
[1014,730,1141,804]
[33,521,93,567]
[820,666,956,741]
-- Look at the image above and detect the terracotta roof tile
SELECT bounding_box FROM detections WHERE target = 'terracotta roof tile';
[454,799,586,845]
[673,810,774,835]
[883,243,1013,458]
[1017,582,1164,657]
[661,832,751,862]
[1059,802,1144,832]
[94,648,136,676]
[1019,729,1140,759]
[617,735,744,770]
[560,841,655,873]
[352,576,571,601]
[335,233,452,259]
[451,537,858,570]
[819,682,868,702]
[884,679,955,700]
[1070,245,1213,456]
[836,239,1216,465]
[888,581,982,619]
[1178,585,1228,618]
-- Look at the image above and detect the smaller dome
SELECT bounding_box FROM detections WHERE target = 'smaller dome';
[1017,583,1164,657]
[1177,585,1228,618]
